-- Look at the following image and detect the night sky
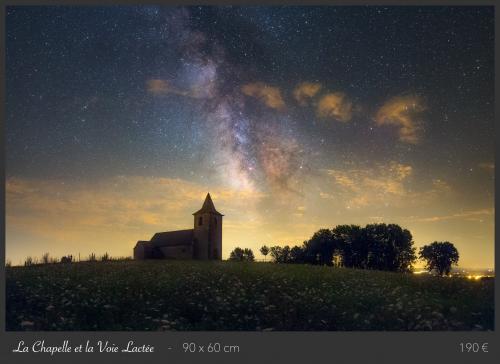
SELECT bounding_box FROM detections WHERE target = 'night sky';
[6,6,494,268]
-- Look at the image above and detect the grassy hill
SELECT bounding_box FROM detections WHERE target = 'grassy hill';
[6,260,494,331]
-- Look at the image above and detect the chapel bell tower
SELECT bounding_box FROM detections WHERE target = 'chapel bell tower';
[193,193,223,260]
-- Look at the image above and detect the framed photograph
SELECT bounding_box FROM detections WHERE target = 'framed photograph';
[1,2,497,363]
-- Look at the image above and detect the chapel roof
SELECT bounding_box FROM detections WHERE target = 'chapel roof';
[150,229,194,247]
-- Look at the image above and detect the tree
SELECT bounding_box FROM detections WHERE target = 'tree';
[260,245,270,261]
[332,225,364,268]
[282,246,292,263]
[243,248,255,262]
[229,247,255,262]
[363,224,416,272]
[269,246,281,263]
[302,229,336,265]
[289,246,305,264]
[265,223,417,272]
[268,245,304,264]
[328,223,416,272]
[229,247,245,261]
[270,246,291,263]
[419,241,459,276]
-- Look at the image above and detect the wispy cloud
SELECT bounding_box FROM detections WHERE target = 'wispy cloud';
[241,82,286,110]
[374,95,425,144]
[478,162,494,172]
[146,79,190,96]
[409,208,494,223]
[321,162,451,209]
[316,92,353,122]
[146,61,218,99]
[293,82,322,106]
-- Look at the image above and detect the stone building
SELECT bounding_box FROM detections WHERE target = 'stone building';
[133,193,223,260]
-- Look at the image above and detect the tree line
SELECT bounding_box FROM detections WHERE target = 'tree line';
[229,223,459,276]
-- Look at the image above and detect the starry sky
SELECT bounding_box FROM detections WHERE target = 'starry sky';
[6,6,494,268]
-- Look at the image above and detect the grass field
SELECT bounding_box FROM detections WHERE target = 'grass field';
[6,260,494,331]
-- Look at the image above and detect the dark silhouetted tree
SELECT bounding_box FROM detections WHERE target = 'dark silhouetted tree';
[229,247,245,261]
[266,223,417,272]
[260,245,270,261]
[229,247,254,262]
[270,246,292,263]
[269,244,312,264]
[419,241,459,276]
[303,229,336,265]
[300,223,417,272]
[269,246,281,263]
[289,246,305,264]
[243,248,255,262]
[362,224,416,272]
[281,246,291,263]
[332,225,365,268]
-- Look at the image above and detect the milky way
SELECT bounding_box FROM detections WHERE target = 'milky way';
[146,8,310,196]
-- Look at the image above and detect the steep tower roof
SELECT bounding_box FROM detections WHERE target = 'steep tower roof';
[193,193,224,216]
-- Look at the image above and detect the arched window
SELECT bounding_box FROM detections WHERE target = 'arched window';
[198,216,203,226]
